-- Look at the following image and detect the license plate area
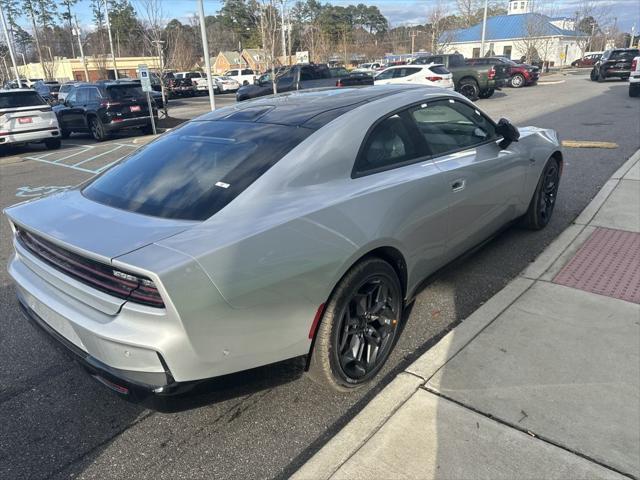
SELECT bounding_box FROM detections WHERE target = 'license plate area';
[18,117,33,124]
[130,105,141,112]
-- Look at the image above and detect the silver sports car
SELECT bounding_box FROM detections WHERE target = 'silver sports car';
[5,86,562,401]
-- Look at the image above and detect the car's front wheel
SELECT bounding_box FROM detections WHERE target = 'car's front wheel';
[590,68,598,81]
[307,257,403,391]
[510,73,525,88]
[458,78,480,101]
[521,157,561,230]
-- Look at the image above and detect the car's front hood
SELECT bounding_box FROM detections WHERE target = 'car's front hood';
[4,189,196,263]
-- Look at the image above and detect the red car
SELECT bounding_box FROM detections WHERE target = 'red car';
[466,57,539,88]
[571,53,602,68]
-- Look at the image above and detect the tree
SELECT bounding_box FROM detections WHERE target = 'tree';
[427,2,459,53]
[257,0,280,93]
[108,0,142,56]
[59,0,78,57]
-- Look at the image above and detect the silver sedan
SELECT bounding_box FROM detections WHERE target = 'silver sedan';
[5,86,562,402]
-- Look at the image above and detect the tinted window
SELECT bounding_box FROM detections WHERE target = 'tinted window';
[393,67,421,78]
[610,49,639,61]
[76,88,89,104]
[409,100,496,156]
[241,69,254,75]
[66,89,77,103]
[430,65,450,75]
[355,114,420,174]
[330,68,349,77]
[0,91,46,108]
[83,121,312,220]
[107,85,144,99]
[375,69,394,80]
[225,70,238,76]
[449,55,464,67]
[300,67,316,81]
[186,72,201,78]
[87,87,101,101]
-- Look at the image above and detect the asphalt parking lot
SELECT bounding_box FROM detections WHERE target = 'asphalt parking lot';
[1,73,639,480]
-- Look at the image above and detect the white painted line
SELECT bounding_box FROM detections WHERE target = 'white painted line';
[52,147,92,163]
[23,156,97,173]
[72,145,125,167]
[95,159,122,173]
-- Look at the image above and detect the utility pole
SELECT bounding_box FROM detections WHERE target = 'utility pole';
[479,0,489,57]
[281,0,287,64]
[152,40,167,113]
[74,16,90,81]
[197,0,215,111]
[104,0,118,79]
[0,3,21,87]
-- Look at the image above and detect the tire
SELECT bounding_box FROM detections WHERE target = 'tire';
[510,73,525,88]
[307,257,403,391]
[60,129,71,139]
[478,88,495,99]
[630,84,640,97]
[520,157,561,230]
[89,116,107,142]
[44,138,61,150]
[590,68,598,81]
[140,124,154,135]
[597,69,605,83]
[457,78,480,101]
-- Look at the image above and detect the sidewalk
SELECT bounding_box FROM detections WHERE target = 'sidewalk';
[294,151,640,480]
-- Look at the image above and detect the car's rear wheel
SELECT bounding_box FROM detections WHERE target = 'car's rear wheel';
[307,257,403,391]
[44,138,61,150]
[590,68,598,81]
[458,78,480,101]
[141,124,154,135]
[597,70,605,83]
[89,117,107,142]
[521,157,561,230]
[478,88,495,99]
[510,73,525,88]
[630,84,640,97]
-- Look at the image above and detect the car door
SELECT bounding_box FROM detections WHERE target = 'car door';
[406,98,528,260]
[61,88,84,130]
[352,109,451,286]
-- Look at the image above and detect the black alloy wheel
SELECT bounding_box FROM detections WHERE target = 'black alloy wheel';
[521,157,561,230]
[89,117,106,142]
[458,78,480,101]
[334,275,400,382]
[307,257,403,391]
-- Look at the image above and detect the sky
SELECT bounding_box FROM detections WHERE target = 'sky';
[62,0,640,33]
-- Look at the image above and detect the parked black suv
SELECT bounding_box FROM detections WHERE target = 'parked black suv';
[590,48,640,82]
[54,81,157,141]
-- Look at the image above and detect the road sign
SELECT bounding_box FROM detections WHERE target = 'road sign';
[137,63,152,92]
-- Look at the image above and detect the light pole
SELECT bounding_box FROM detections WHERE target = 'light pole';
[74,15,90,81]
[410,29,424,56]
[197,0,215,111]
[479,0,489,57]
[104,0,118,79]
[281,0,287,64]
[19,52,28,78]
[152,39,167,115]
[0,2,21,87]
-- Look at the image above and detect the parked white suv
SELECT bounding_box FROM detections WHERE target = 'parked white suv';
[629,56,640,97]
[0,89,61,150]
[224,68,256,86]
[174,71,210,92]
[374,64,454,90]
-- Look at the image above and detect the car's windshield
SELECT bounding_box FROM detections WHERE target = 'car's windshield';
[82,121,312,220]
[0,91,47,108]
[610,49,639,61]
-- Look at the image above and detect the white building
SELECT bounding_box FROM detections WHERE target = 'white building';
[442,0,586,66]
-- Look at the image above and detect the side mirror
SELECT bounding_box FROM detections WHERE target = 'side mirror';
[496,118,519,149]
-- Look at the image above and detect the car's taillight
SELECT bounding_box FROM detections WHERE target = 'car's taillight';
[336,79,343,87]
[632,59,638,71]
[426,76,443,81]
[488,66,496,79]
[112,269,165,308]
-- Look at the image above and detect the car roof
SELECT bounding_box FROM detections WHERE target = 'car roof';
[0,88,38,93]
[199,85,425,129]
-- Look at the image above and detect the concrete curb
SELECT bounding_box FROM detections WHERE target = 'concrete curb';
[291,373,424,480]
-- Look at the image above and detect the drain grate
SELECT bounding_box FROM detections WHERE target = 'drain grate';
[553,227,640,304]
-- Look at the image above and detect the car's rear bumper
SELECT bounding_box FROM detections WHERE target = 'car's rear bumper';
[104,116,153,132]
[629,73,640,84]
[0,127,60,145]
[605,69,631,78]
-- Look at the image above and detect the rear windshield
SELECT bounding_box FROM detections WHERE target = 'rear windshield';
[107,85,144,99]
[82,121,312,220]
[0,91,46,108]
[610,49,639,61]
[430,65,450,75]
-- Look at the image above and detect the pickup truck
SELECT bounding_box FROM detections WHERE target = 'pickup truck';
[174,71,211,93]
[412,53,509,100]
[224,68,257,86]
[236,64,373,101]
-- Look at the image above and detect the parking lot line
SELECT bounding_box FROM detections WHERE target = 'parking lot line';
[72,145,125,167]
[23,155,98,173]
[52,147,93,163]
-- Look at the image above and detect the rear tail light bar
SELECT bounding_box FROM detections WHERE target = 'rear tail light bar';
[16,227,165,308]
[336,79,344,87]
[488,66,496,80]
[100,100,122,108]
[426,76,443,82]
[632,59,638,71]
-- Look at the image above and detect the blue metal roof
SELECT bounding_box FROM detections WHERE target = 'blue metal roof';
[446,13,580,43]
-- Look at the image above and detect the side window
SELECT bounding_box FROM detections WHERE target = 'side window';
[87,88,101,101]
[66,89,77,103]
[431,56,444,64]
[408,99,497,156]
[76,88,89,104]
[393,67,420,78]
[355,113,420,175]
[375,69,394,80]
[300,67,315,81]
[241,69,253,75]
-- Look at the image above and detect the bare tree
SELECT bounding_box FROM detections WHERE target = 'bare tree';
[427,2,457,53]
[257,0,280,94]
[456,0,481,28]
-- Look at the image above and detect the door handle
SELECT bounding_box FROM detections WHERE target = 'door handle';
[451,179,466,192]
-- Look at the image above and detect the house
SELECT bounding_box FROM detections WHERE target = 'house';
[241,49,269,72]
[213,51,245,74]
[442,0,585,66]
